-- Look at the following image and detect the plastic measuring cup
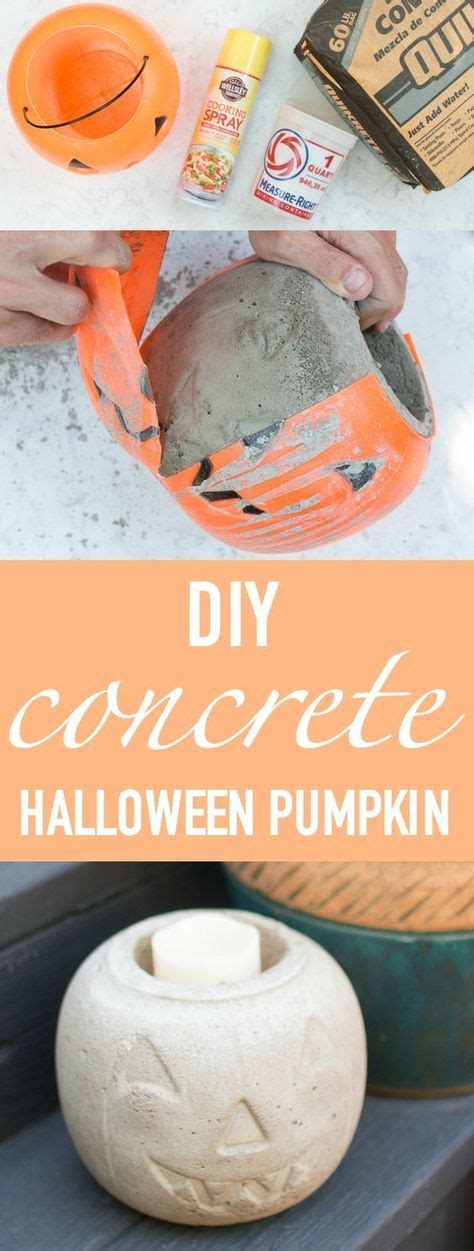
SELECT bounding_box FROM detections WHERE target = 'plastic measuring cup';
[253,103,357,220]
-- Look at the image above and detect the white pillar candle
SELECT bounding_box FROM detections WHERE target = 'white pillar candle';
[151,912,261,987]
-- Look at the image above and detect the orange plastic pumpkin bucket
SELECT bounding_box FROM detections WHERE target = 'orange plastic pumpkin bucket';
[74,232,435,553]
[7,4,180,174]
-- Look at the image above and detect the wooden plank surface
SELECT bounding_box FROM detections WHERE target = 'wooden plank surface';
[0,863,169,949]
[0,1097,472,1251]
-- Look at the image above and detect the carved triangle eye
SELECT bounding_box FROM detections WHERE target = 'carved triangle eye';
[297,1016,337,1073]
[118,1035,180,1101]
[218,1100,267,1155]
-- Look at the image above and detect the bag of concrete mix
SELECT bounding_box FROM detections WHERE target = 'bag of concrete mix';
[295,1,473,190]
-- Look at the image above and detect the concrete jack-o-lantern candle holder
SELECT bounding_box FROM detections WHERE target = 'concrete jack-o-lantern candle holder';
[7,5,180,175]
[56,910,367,1226]
[226,864,474,1097]
[74,230,434,553]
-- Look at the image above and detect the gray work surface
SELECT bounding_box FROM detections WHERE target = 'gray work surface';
[0,1095,473,1251]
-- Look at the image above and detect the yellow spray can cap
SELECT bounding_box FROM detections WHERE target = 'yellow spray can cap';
[218,29,271,81]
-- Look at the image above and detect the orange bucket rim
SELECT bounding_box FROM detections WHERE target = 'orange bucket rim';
[8,4,180,154]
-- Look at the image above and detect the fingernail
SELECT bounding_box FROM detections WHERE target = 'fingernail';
[344,267,369,294]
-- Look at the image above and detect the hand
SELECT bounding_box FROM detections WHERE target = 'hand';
[248,230,407,332]
[0,231,131,346]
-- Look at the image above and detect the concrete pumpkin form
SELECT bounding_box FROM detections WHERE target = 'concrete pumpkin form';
[75,230,434,553]
[145,261,431,478]
[55,910,367,1226]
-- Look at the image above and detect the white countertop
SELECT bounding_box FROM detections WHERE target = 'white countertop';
[0,229,472,560]
[1,0,472,231]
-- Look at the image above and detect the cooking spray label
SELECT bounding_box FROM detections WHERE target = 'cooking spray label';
[181,66,262,201]
[254,125,347,218]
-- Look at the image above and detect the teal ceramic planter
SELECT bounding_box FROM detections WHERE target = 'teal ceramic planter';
[224,870,474,1097]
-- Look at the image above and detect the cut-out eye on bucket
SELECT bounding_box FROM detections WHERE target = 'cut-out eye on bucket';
[335,461,379,491]
[69,158,97,172]
[7,5,180,174]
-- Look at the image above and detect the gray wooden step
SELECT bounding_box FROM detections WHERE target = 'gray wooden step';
[0,1096,472,1251]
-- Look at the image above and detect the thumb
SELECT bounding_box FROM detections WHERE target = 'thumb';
[36,231,132,275]
[285,234,374,301]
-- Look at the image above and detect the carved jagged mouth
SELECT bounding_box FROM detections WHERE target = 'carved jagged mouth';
[147,1156,310,1214]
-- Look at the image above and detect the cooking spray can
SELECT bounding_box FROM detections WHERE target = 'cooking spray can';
[180,29,271,206]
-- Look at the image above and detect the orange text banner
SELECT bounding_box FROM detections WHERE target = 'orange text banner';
[0,561,472,862]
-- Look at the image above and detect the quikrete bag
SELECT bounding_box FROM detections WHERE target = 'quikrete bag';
[295,1,473,190]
